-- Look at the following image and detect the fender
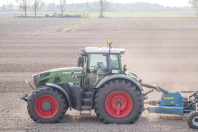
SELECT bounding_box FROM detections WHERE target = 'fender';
[96,74,144,91]
[46,83,72,110]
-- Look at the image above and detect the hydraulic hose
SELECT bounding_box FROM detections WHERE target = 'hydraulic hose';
[141,83,169,94]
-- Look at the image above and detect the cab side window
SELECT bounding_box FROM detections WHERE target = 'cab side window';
[109,55,119,69]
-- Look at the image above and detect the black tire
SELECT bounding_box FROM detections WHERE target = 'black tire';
[94,79,143,124]
[27,86,68,123]
[187,111,198,129]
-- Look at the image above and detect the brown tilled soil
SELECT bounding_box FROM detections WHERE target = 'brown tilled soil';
[0,17,198,132]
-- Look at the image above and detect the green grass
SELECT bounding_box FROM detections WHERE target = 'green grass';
[89,13,197,18]
[48,18,97,33]
[61,18,96,32]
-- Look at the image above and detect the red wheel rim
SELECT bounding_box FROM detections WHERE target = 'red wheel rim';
[105,91,133,118]
[35,95,59,119]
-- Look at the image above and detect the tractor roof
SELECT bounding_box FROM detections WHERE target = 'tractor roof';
[83,47,125,54]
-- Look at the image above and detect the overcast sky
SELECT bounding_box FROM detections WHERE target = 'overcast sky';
[0,0,190,7]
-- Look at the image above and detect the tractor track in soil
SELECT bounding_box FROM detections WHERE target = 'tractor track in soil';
[0,17,198,131]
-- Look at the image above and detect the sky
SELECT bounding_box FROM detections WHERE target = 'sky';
[0,0,190,7]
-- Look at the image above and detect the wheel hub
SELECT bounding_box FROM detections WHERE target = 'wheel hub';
[115,100,123,106]
[42,101,52,111]
[195,117,198,122]
[192,116,198,126]
[35,95,59,119]
[105,91,133,118]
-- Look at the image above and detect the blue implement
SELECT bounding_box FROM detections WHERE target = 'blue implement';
[148,92,184,115]
[148,106,183,115]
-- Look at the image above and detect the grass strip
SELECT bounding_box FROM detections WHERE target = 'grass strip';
[61,18,97,32]
[89,13,197,18]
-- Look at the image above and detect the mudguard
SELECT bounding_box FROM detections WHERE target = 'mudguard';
[46,83,72,110]
[96,74,144,91]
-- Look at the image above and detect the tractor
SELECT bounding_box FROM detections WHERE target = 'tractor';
[21,40,198,129]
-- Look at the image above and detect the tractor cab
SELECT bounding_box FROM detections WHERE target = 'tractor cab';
[77,41,125,87]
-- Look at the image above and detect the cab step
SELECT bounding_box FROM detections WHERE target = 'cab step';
[80,110,91,116]
[80,106,91,116]
[82,98,91,106]
[81,106,92,110]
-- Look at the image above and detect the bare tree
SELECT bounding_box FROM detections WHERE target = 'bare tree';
[189,0,198,16]
[97,0,109,17]
[32,0,44,17]
[15,0,30,17]
[60,0,67,17]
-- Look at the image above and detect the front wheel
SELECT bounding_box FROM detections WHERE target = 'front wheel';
[187,111,198,129]
[94,79,143,124]
[27,87,68,123]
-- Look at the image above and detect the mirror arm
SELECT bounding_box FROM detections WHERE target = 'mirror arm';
[25,80,35,90]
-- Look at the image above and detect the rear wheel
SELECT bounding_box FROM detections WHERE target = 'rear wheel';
[27,87,68,123]
[187,111,198,129]
[94,79,143,124]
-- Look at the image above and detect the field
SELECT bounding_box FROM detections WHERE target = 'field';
[0,15,198,131]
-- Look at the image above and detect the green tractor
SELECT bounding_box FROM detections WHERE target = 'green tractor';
[21,41,144,124]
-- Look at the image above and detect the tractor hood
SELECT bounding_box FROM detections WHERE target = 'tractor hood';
[32,67,83,78]
[51,67,83,74]
[32,67,83,88]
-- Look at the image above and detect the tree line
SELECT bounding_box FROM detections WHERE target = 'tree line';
[0,0,197,17]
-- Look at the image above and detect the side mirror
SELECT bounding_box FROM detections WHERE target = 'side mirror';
[123,65,127,74]
[77,56,82,67]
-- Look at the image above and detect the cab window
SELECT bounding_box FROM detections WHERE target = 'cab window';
[109,54,119,69]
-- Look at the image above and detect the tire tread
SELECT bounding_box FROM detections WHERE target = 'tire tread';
[187,110,198,129]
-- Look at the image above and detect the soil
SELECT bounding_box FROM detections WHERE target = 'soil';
[0,17,198,131]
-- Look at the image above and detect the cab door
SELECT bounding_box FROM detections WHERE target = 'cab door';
[85,54,120,88]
